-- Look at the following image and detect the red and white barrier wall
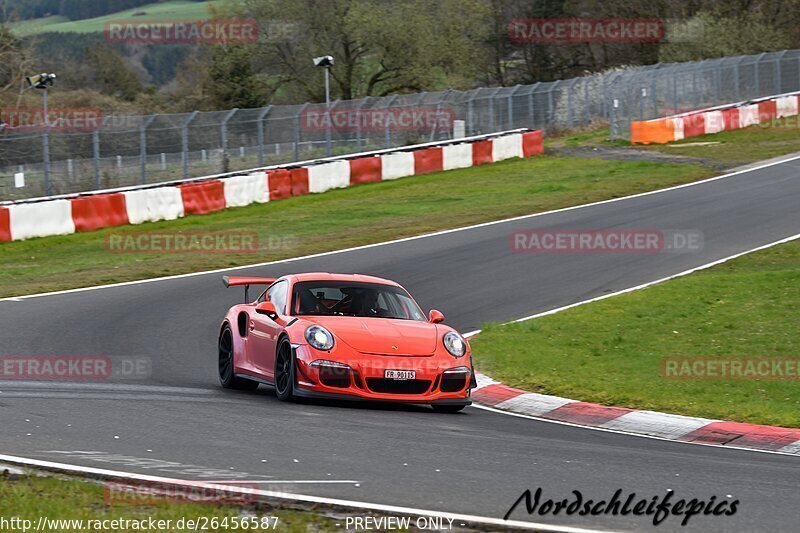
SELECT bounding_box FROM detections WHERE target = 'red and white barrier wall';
[0,130,543,242]
[630,92,800,144]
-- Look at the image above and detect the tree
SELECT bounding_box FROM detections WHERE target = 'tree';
[226,0,492,102]
[85,45,143,101]
[0,25,33,107]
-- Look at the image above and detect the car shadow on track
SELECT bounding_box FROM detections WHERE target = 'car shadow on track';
[226,383,467,415]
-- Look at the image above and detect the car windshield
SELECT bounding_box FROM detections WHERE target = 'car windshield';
[291,281,426,321]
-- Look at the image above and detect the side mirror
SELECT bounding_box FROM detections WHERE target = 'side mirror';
[428,309,445,323]
[255,301,277,317]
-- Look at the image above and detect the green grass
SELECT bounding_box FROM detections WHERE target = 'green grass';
[0,156,712,297]
[640,116,800,163]
[471,239,800,427]
[0,474,340,532]
[9,1,222,36]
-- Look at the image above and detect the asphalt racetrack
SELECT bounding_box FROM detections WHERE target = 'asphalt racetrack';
[1,156,800,531]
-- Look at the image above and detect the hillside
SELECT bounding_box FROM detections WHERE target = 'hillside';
[9,0,222,37]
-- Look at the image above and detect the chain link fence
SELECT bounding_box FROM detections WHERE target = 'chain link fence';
[2,49,799,202]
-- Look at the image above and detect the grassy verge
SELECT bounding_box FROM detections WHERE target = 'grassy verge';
[471,239,800,427]
[0,156,712,297]
[0,474,340,532]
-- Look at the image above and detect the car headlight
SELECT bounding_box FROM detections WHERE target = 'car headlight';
[443,331,466,357]
[305,325,334,351]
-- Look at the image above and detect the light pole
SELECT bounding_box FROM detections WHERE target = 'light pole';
[26,72,56,195]
[313,55,334,157]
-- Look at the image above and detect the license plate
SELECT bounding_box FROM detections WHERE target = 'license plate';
[385,369,415,380]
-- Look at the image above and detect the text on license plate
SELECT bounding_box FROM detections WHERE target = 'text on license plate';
[385,369,415,380]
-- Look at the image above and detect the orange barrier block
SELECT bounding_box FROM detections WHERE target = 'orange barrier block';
[349,156,382,185]
[413,147,443,175]
[521,130,544,156]
[0,206,10,242]
[71,193,130,232]
[682,114,705,138]
[290,167,309,196]
[758,100,777,122]
[472,140,493,164]
[630,118,675,144]
[179,181,226,215]
[267,169,292,200]
[722,108,739,131]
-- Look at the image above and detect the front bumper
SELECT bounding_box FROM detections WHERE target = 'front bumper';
[293,345,473,404]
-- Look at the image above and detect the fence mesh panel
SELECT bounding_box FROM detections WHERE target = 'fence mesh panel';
[2,49,800,201]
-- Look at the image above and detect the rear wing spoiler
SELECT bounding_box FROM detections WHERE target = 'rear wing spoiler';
[222,276,277,302]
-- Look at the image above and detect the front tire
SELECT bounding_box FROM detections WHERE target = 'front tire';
[431,404,466,413]
[218,325,259,390]
[274,337,295,401]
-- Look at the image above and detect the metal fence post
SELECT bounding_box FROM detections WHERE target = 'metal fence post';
[294,103,309,160]
[548,81,561,126]
[430,90,452,142]
[528,82,540,128]
[256,105,272,167]
[584,77,591,125]
[567,78,577,127]
[465,91,477,135]
[488,87,502,132]
[182,111,199,180]
[42,128,51,196]
[775,51,786,93]
[354,98,367,150]
[92,127,101,190]
[507,85,521,129]
[381,95,398,148]
[220,108,238,173]
[139,114,157,184]
[754,52,766,97]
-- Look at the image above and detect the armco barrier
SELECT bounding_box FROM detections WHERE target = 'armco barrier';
[472,140,493,165]
[289,167,309,196]
[413,147,443,175]
[492,133,523,161]
[308,160,350,194]
[71,193,130,232]
[179,181,226,215]
[123,187,184,224]
[349,156,382,185]
[380,151,415,180]
[1,129,542,241]
[631,92,800,144]
[222,173,269,207]
[9,199,75,240]
[442,143,473,171]
[522,130,544,157]
[0,207,11,242]
[266,169,292,201]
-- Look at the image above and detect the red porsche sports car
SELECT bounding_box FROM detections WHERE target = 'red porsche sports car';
[218,273,475,412]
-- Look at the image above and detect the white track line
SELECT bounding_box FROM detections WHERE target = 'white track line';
[462,231,800,338]
[0,454,601,533]
[469,404,799,458]
[3,152,800,302]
